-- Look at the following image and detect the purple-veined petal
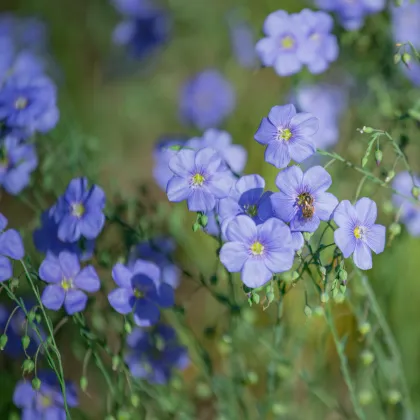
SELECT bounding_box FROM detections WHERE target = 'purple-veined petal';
[225,215,257,243]
[236,174,265,194]
[108,288,133,314]
[41,285,65,311]
[353,241,372,270]
[303,166,332,194]
[39,256,62,283]
[270,191,297,223]
[365,224,386,254]
[0,229,24,260]
[112,263,132,288]
[275,165,302,196]
[334,227,356,258]
[166,177,191,202]
[168,149,195,177]
[290,113,319,136]
[156,283,174,308]
[254,117,277,145]
[291,231,304,250]
[133,300,160,327]
[288,137,316,163]
[355,197,377,227]
[64,178,87,202]
[195,147,222,173]
[218,197,241,221]
[268,104,296,128]
[0,255,12,282]
[264,141,291,169]
[333,200,357,228]
[64,289,88,315]
[241,259,272,288]
[291,213,320,232]
[132,260,160,284]
[58,251,80,279]
[220,242,248,272]
[257,217,292,249]
[84,185,105,210]
[187,189,215,212]
[74,266,100,292]
[315,192,339,221]
[80,212,105,240]
[225,144,247,174]
[258,191,274,221]
[208,173,233,198]
[57,215,80,242]
[264,247,295,273]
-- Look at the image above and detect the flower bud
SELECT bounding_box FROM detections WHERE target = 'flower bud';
[32,377,41,390]
[22,359,35,373]
[80,376,88,392]
[112,355,120,371]
[252,293,260,304]
[196,382,212,399]
[22,335,30,351]
[117,410,131,420]
[387,389,402,405]
[385,170,395,183]
[375,150,383,165]
[394,53,401,64]
[359,322,371,336]
[320,293,329,303]
[124,322,132,334]
[27,310,36,323]
[360,350,375,366]
[131,395,140,407]
[339,269,348,282]
[359,389,373,405]
[362,126,374,133]
[272,403,288,415]
[334,293,345,304]
[266,291,275,304]
[246,371,258,385]
[0,334,8,350]
[313,306,324,317]
[304,306,312,318]
[412,186,420,198]
[389,223,401,237]
[362,156,369,167]
[402,53,411,65]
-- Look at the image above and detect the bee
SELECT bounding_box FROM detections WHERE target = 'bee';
[300,194,315,219]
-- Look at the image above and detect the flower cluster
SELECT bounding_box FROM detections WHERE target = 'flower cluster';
[315,0,385,31]
[256,9,338,76]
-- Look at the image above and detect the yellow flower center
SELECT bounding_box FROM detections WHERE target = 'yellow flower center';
[61,278,73,291]
[14,96,28,110]
[279,128,292,141]
[40,395,52,407]
[192,173,205,186]
[134,288,144,299]
[250,241,264,256]
[354,226,362,239]
[71,203,85,218]
[281,36,295,49]
[245,204,258,217]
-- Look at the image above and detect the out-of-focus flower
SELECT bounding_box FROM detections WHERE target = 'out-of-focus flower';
[315,0,385,31]
[227,15,257,69]
[218,174,272,237]
[294,83,347,149]
[254,104,318,169]
[33,207,95,261]
[111,0,170,60]
[179,70,235,130]
[271,165,338,232]
[392,171,420,236]
[40,251,100,315]
[108,259,174,327]
[128,237,181,289]
[334,198,385,270]
[13,371,78,418]
[125,324,189,384]
[0,213,24,282]
[186,129,247,174]
[166,147,234,212]
[53,177,106,243]
[220,215,294,288]
[0,135,37,194]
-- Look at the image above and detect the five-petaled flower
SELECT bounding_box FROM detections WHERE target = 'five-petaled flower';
[254,104,318,169]
[166,147,233,212]
[270,165,338,232]
[333,198,385,270]
[53,177,106,243]
[220,215,295,288]
[39,251,100,314]
[108,259,174,327]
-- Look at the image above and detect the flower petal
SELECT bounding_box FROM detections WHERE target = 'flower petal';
[270,191,297,223]
[0,255,12,282]
[257,217,292,249]
[291,231,304,250]
[108,288,133,314]
[208,173,233,198]
[366,224,386,254]
[166,177,191,202]
[133,300,160,327]
[0,229,24,260]
[334,227,356,258]
[64,289,88,315]
[353,241,372,270]
[13,382,35,408]
[225,215,257,243]
[112,263,132,288]
[220,242,248,272]
[187,189,215,212]
[290,113,319,136]
[355,197,377,227]
[41,285,65,311]
[241,259,272,288]
[263,10,289,36]
[58,251,80,279]
[288,137,316,163]
[291,214,320,232]
[268,104,296,128]
[80,212,105,240]
[168,149,195,177]
[132,260,160,284]
[264,248,294,274]
[195,147,222,174]
[156,283,174,308]
[264,141,291,169]
[254,117,277,145]
[74,266,100,292]
[275,165,303,196]
[303,166,332,194]
[274,54,302,77]
[39,256,62,283]
[255,38,278,66]
[65,178,88,202]
[218,197,241,221]
[333,200,357,228]
[315,192,339,221]
[57,215,80,242]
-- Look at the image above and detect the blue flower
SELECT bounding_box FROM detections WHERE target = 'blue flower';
[254,104,318,169]
[108,259,174,327]
[33,207,95,261]
[186,129,247,175]
[220,215,295,288]
[166,147,234,212]
[294,83,347,149]
[0,213,24,282]
[270,165,338,232]
[112,0,170,60]
[128,237,181,289]
[315,0,385,31]
[0,74,58,137]
[53,177,106,243]
[39,251,100,315]
[392,171,420,236]
[125,324,189,384]
[334,198,385,270]
[13,371,78,418]
[218,174,272,237]
[227,16,257,69]
[0,135,37,195]
[179,69,236,130]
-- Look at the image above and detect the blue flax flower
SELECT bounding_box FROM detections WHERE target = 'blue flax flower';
[315,0,385,31]
[33,207,95,261]
[218,174,273,237]
[392,171,420,236]
[271,165,338,232]
[0,135,37,195]
[0,74,59,137]
[333,198,385,270]
[40,251,100,315]
[220,215,294,288]
[125,324,189,384]
[254,104,318,169]
[179,69,235,130]
[128,237,181,289]
[108,259,174,327]
[166,147,233,212]
[13,371,78,418]
[53,177,106,242]
[186,129,247,175]
[227,16,257,69]
[112,0,170,60]
[0,213,24,282]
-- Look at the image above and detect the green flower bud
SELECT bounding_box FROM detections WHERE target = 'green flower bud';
[375,149,383,165]
[362,126,374,133]
[320,293,329,303]
[303,232,313,241]
[359,389,373,406]
[200,214,208,227]
[112,355,120,371]
[272,403,288,415]
[339,269,348,282]
[304,306,312,318]
[359,322,371,336]
[360,349,375,366]
[27,310,36,323]
[117,410,131,420]
[32,377,41,390]
[192,222,201,232]
[22,359,35,373]
[267,291,275,303]
[362,156,369,167]
[124,322,132,334]
[412,186,420,198]
[402,52,411,65]
[313,306,324,317]
[334,293,345,304]
[21,335,30,351]
[252,293,260,305]
[131,395,140,408]
[394,53,401,64]
[80,376,88,392]
[389,223,401,236]
[246,371,258,385]
[385,170,395,183]
[195,382,212,399]
[0,334,8,350]
[387,389,402,405]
